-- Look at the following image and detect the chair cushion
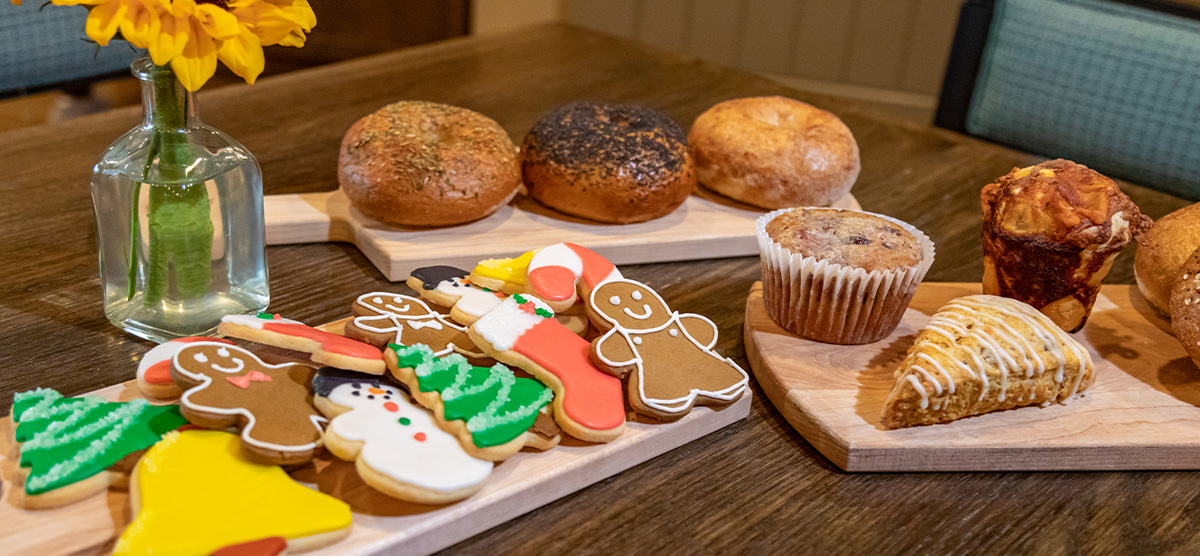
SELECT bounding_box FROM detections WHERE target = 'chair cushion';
[0,4,143,93]
[967,0,1200,199]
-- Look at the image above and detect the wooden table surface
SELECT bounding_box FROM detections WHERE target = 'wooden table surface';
[0,24,1194,555]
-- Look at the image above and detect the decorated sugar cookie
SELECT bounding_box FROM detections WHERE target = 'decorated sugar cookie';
[315,373,494,503]
[588,279,749,421]
[172,342,326,465]
[471,249,538,294]
[114,430,352,555]
[10,389,188,509]
[387,344,558,461]
[407,265,508,325]
[525,243,622,312]
[136,336,235,400]
[344,292,492,365]
[219,312,386,375]
[468,294,626,443]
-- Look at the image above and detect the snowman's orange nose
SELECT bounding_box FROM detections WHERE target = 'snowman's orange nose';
[368,387,385,395]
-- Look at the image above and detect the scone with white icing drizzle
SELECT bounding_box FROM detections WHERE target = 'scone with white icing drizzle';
[881,295,1095,429]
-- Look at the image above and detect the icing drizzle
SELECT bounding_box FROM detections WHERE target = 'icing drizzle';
[897,295,1093,411]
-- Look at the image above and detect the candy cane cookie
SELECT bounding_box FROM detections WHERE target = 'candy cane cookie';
[525,243,622,312]
[219,312,386,375]
[468,294,626,443]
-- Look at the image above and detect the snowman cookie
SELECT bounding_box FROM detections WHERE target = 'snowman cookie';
[172,342,326,465]
[219,313,386,375]
[136,336,235,400]
[407,266,508,326]
[344,292,493,365]
[313,369,494,504]
[587,279,749,421]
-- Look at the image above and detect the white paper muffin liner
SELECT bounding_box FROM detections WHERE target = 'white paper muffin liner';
[756,207,936,344]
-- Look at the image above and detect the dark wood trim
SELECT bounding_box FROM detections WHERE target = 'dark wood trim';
[933,0,996,133]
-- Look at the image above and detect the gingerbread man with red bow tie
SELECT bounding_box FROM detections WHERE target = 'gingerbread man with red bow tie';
[171,342,326,465]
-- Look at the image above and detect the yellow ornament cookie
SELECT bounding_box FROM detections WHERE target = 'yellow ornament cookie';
[114,430,352,555]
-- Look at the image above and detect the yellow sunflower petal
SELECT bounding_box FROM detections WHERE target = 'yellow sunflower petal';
[217,29,264,84]
[84,0,129,46]
[171,23,218,91]
[251,3,314,46]
[149,13,188,66]
[195,4,241,40]
[118,3,161,49]
[50,0,108,6]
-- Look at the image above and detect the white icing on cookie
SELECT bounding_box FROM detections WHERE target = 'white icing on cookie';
[326,382,492,493]
[471,295,554,351]
[221,314,303,329]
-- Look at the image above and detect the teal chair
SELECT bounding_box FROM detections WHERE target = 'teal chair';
[0,3,143,96]
[935,0,1200,200]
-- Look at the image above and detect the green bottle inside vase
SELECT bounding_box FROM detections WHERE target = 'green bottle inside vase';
[90,58,269,342]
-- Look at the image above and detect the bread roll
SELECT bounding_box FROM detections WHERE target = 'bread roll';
[1135,202,1200,315]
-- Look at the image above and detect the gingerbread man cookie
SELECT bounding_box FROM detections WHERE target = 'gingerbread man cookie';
[172,342,326,465]
[407,266,507,325]
[220,312,386,375]
[314,371,494,504]
[344,292,493,364]
[136,336,235,400]
[587,279,749,421]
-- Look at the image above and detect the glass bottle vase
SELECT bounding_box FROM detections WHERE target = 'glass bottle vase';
[90,58,269,342]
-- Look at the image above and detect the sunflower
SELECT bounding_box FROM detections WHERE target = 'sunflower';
[13,0,316,91]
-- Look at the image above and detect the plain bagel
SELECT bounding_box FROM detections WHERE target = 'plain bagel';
[339,101,521,227]
[689,96,860,209]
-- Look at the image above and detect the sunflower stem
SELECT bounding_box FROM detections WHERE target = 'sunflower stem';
[137,64,213,306]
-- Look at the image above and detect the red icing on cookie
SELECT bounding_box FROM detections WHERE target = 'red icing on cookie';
[566,243,616,290]
[261,322,382,359]
[384,401,399,412]
[515,319,625,430]
[210,536,288,556]
[528,266,577,301]
[414,432,427,442]
[144,360,174,385]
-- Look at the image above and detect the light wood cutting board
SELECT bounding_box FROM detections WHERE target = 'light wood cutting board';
[744,281,1200,472]
[263,189,861,281]
[0,318,751,556]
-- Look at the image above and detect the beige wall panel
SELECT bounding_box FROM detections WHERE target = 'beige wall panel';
[844,0,916,89]
[637,0,691,52]
[792,0,857,82]
[471,0,560,35]
[686,0,745,67]
[902,0,961,94]
[564,0,640,39]
[738,0,799,73]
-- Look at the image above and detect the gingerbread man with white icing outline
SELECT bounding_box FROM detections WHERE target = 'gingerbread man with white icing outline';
[345,292,493,364]
[588,279,749,421]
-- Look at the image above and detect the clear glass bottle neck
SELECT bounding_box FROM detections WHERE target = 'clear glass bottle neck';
[132,58,200,131]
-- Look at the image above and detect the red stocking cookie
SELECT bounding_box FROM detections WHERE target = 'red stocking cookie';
[345,292,493,364]
[468,294,626,442]
[172,342,326,465]
[525,243,622,312]
[587,279,749,421]
[219,313,386,375]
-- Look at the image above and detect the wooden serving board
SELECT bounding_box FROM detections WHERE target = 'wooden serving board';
[0,320,751,555]
[264,189,860,281]
[744,281,1200,472]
